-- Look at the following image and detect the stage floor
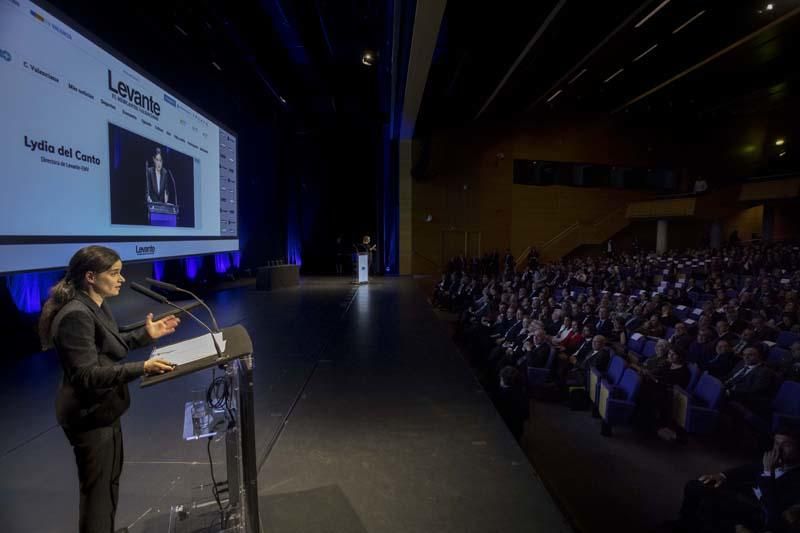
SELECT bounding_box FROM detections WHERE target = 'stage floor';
[0,277,570,533]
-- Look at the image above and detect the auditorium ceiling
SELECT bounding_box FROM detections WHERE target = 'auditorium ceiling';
[417,0,800,129]
[46,0,389,127]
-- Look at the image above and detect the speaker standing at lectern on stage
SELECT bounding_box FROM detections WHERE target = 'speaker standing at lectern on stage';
[356,235,377,275]
[39,246,180,533]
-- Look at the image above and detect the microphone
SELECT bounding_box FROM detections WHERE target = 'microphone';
[145,277,220,332]
[130,282,224,360]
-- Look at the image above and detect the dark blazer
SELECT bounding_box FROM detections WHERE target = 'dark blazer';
[724,362,778,413]
[578,348,611,373]
[723,462,800,529]
[52,292,152,430]
[146,166,176,204]
[594,318,612,336]
[525,343,551,368]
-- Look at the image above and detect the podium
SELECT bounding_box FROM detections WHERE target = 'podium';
[148,201,179,227]
[356,252,369,284]
[141,325,261,532]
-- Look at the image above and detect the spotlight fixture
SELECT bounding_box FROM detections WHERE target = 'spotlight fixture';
[361,50,376,66]
[775,138,785,146]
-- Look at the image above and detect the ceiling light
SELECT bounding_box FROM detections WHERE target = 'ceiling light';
[361,50,376,66]
[775,138,785,146]
[633,43,659,62]
[568,68,587,85]
[546,89,563,103]
[604,68,624,83]
[279,96,287,104]
[211,61,222,71]
[635,0,672,28]
[174,24,188,37]
[672,10,706,34]
[766,3,774,10]
[779,151,786,157]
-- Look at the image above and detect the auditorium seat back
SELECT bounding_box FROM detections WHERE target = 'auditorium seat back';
[777,331,800,349]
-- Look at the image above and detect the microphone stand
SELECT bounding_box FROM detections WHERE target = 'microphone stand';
[130,282,224,360]
[146,277,219,332]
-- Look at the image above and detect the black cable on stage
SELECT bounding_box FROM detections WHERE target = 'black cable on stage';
[207,436,225,527]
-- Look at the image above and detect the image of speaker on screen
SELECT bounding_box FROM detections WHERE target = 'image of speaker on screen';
[145,147,179,226]
[109,123,196,228]
[147,147,175,203]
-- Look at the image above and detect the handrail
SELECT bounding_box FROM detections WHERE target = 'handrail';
[515,246,532,270]
[541,221,580,250]
[413,250,441,270]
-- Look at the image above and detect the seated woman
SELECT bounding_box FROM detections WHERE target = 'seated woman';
[551,316,582,352]
[638,348,691,435]
[609,316,628,358]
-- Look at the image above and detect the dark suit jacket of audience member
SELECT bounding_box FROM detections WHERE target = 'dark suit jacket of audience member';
[577,348,611,373]
[669,333,693,355]
[717,331,740,345]
[700,349,737,379]
[659,313,679,327]
[727,318,748,335]
[545,319,563,337]
[688,339,715,365]
[723,461,800,529]
[752,325,778,343]
[500,319,522,341]
[594,318,613,337]
[725,362,778,409]
[526,343,551,368]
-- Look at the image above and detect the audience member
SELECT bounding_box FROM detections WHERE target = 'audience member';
[673,427,800,533]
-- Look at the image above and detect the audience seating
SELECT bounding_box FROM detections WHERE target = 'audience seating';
[598,368,642,436]
[777,331,800,349]
[526,347,557,388]
[640,340,657,360]
[768,345,789,365]
[626,333,646,357]
[771,381,800,433]
[686,362,701,393]
[588,355,626,407]
[672,372,724,435]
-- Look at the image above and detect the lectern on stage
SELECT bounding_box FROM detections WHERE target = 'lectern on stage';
[147,201,179,227]
[356,252,369,284]
[141,325,261,533]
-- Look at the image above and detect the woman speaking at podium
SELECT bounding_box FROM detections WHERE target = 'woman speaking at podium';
[39,246,180,533]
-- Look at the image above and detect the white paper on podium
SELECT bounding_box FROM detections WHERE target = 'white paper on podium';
[150,332,226,366]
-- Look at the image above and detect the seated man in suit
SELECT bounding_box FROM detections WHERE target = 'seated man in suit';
[638,314,666,339]
[594,307,613,337]
[723,346,778,417]
[672,426,800,533]
[700,339,737,380]
[564,335,610,386]
[751,316,778,343]
[555,324,594,380]
[731,327,757,357]
[687,328,716,364]
[716,320,739,345]
[669,322,693,355]
[520,328,550,369]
